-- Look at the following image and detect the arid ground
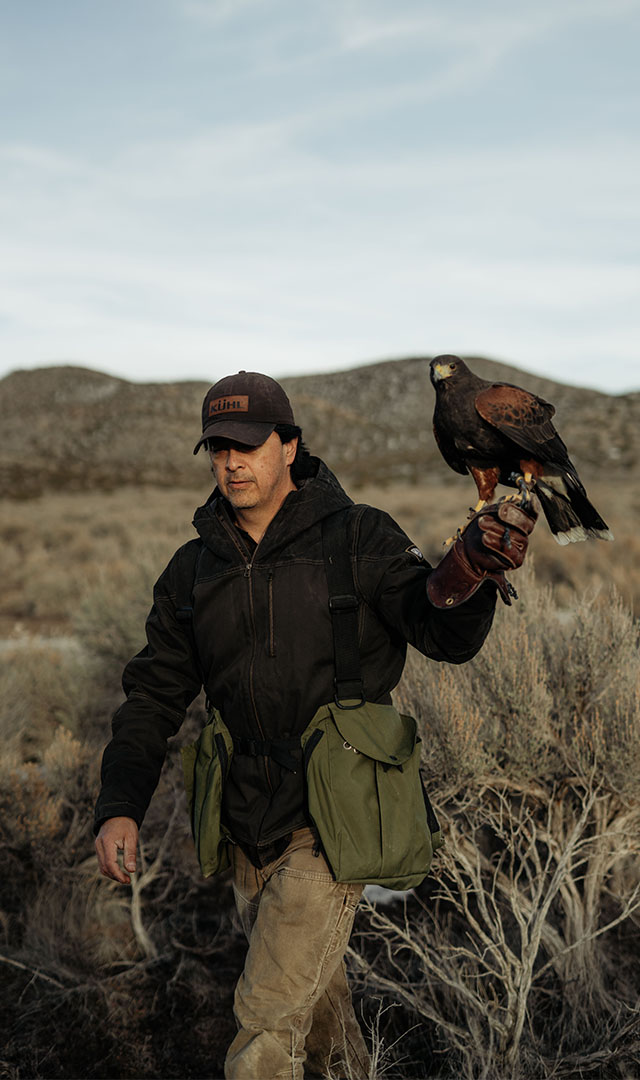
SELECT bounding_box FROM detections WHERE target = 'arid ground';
[1,357,638,1078]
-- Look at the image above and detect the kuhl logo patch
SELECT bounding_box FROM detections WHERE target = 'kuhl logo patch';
[209,395,249,416]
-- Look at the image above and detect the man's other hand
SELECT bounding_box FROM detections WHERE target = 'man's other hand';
[95,816,139,884]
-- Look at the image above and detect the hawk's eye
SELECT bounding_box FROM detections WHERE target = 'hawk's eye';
[450,363,457,370]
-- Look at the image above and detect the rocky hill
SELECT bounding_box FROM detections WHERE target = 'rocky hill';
[1,356,637,497]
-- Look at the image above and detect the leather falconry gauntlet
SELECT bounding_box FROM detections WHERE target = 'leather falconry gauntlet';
[427,501,538,609]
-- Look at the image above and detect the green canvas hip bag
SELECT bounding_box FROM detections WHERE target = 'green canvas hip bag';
[181,707,233,878]
[181,698,443,887]
[301,698,442,890]
[181,713,302,878]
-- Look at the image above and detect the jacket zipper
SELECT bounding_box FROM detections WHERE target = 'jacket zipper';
[218,512,273,793]
[245,559,274,793]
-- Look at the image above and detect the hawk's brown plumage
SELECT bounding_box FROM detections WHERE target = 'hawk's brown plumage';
[429,356,613,545]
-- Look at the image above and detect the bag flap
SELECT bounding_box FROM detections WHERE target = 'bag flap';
[327,702,417,765]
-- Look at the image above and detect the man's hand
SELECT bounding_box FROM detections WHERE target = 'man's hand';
[427,499,537,609]
[95,816,139,884]
[461,500,537,574]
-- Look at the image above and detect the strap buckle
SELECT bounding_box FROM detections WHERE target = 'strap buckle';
[334,679,366,711]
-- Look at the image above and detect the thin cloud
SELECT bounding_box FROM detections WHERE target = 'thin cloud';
[337,0,640,52]
[0,0,638,391]
[180,0,266,27]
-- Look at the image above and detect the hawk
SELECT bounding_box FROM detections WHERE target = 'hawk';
[429,356,613,545]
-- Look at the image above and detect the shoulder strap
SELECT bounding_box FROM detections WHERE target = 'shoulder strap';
[174,539,205,685]
[321,510,365,709]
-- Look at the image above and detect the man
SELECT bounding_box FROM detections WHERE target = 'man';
[95,370,536,1079]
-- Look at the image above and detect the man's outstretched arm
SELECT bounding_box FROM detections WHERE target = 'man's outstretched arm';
[352,502,536,664]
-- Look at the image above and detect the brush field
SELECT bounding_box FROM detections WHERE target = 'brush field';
[1,355,638,1078]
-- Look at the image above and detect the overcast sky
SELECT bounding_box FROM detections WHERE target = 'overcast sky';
[1,0,639,392]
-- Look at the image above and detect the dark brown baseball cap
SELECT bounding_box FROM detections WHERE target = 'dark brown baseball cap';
[193,370,295,454]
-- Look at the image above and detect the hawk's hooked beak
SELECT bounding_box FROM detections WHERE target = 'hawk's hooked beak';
[430,360,453,383]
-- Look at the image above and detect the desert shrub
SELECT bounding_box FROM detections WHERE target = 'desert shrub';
[0,693,243,1080]
[397,567,560,784]
[73,559,159,680]
[397,564,640,789]
[0,527,233,1077]
[351,780,640,1079]
[2,505,638,1078]
[354,567,640,1079]
[0,725,99,906]
[0,644,92,754]
[0,548,244,1080]
[0,486,202,635]
[0,505,241,1078]
[555,589,640,795]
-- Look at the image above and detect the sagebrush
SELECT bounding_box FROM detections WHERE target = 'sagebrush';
[0,555,638,1079]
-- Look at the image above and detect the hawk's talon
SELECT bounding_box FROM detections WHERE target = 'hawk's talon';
[499,471,535,510]
[443,524,465,548]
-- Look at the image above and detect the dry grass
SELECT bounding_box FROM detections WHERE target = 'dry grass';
[0,473,635,646]
[350,779,640,1078]
[0,667,241,1078]
[0,485,203,635]
[0,477,638,1078]
[354,566,640,1079]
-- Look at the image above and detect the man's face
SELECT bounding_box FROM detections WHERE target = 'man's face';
[208,431,298,515]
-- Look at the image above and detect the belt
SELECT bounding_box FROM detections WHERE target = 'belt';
[232,735,300,773]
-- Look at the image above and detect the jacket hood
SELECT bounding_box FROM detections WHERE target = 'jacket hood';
[192,456,353,560]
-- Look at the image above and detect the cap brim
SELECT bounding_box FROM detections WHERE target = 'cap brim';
[193,419,276,455]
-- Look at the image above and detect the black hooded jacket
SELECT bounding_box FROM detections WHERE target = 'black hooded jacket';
[95,459,497,849]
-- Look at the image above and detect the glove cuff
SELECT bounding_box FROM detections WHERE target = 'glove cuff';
[427,538,512,608]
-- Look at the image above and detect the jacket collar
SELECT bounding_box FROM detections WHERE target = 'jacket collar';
[192,457,352,559]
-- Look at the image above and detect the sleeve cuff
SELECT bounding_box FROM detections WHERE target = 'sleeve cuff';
[426,539,511,608]
[93,801,144,835]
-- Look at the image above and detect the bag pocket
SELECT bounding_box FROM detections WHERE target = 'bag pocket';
[301,701,441,890]
[181,708,234,878]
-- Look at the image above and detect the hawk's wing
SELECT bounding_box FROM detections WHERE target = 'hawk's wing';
[475,384,558,457]
[432,422,468,475]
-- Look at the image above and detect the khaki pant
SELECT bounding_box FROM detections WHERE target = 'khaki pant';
[225,828,371,1080]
